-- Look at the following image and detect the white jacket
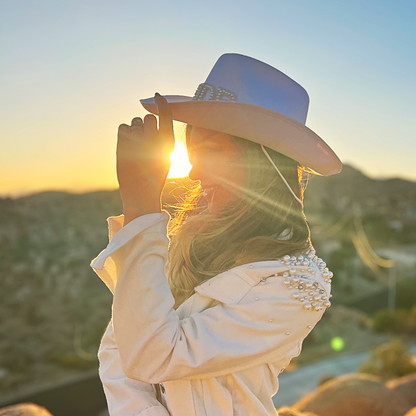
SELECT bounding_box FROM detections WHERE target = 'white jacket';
[90,210,332,416]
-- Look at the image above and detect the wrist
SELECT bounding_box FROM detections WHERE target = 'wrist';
[123,204,162,226]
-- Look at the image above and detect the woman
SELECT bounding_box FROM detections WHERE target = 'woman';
[91,53,342,416]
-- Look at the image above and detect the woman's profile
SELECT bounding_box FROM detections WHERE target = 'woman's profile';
[90,53,342,416]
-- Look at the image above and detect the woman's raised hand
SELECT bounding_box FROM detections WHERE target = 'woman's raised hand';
[116,93,175,221]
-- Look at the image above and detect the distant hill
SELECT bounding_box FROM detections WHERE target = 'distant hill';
[2,162,415,218]
[303,164,416,220]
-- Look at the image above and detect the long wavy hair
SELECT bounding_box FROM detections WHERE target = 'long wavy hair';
[166,124,312,309]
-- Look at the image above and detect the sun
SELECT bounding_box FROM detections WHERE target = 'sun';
[168,141,192,178]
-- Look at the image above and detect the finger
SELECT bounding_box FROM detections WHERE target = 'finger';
[143,114,158,138]
[117,124,136,159]
[130,117,144,137]
[118,124,130,140]
[154,94,175,161]
[154,94,174,140]
[130,117,144,129]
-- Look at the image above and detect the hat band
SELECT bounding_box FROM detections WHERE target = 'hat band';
[261,145,304,208]
[192,82,237,102]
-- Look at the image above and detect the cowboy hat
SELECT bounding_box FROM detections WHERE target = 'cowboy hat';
[139,52,342,177]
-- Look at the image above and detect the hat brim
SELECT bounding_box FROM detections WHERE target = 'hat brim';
[140,95,342,176]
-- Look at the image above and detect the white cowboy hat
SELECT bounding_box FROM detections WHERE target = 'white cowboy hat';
[139,53,342,206]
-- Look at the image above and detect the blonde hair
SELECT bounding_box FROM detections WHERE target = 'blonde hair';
[166,124,312,309]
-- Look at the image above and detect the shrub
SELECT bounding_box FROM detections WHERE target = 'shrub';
[51,352,96,370]
[396,277,416,310]
[359,338,416,380]
[373,308,416,335]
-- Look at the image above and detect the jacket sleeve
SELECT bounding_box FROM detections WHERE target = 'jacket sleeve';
[90,210,325,384]
[91,213,170,415]
[98,318,170,416]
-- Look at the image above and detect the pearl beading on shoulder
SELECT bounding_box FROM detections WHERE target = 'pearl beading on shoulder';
[278,247,332,312]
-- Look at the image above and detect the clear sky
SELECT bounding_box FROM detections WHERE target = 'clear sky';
[1,0,415,198]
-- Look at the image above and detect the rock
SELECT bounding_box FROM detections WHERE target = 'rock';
[318,373,336,386]
[386,373,416,407]
[0,402,53,415]
[276,406,319,416]
[292,373,412,416]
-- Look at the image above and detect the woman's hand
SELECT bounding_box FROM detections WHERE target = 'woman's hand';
[116,93,175,223]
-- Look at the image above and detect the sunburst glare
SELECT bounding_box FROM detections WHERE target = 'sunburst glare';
[168,141,192,178]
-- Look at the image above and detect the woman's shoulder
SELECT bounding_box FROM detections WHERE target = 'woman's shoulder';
[237,246,332,283]
[194,246,333,312]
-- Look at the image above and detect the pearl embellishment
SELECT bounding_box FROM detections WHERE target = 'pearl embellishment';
[270,246,332,312]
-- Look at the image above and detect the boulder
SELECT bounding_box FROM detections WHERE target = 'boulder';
[276,406,319,416]
[318,373,336,386]
[386,373,416,407]
[292,373,412,416]
[0,402,53,415]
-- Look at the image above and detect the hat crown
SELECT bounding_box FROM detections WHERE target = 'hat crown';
[192,53,310,125]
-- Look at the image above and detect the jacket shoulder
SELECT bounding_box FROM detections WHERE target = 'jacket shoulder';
[194,249,333,313]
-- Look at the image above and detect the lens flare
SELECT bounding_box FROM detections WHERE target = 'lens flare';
[331,337,344,351]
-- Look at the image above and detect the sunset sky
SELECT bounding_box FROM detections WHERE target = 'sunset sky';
[1,0,415,198]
